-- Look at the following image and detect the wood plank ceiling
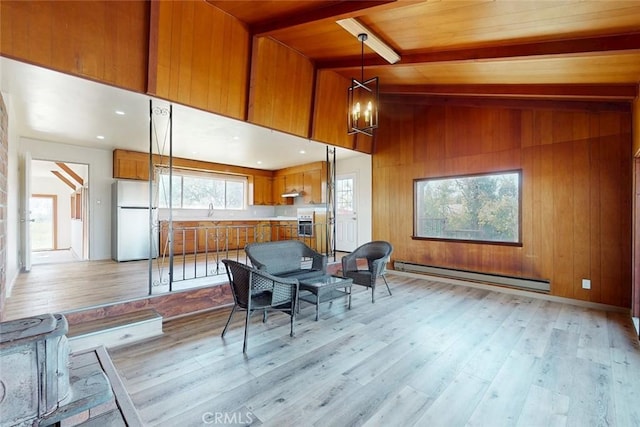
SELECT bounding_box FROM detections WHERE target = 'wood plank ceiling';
[208,0,640,100]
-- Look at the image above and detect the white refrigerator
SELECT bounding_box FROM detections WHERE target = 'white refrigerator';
[112,180,159,261]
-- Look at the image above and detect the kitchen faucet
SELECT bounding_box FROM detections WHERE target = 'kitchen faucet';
[208,203,214,217]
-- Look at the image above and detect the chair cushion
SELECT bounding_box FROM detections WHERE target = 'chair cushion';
[277,269,325,280]
[344,270,374,287]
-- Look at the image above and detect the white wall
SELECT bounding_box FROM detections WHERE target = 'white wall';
[337,154,372,246]
[4,93,19,295]
[14,138,113,261]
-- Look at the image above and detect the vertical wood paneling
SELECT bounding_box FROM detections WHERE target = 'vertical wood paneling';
[599,113,626,306]
[572,114,592,302]
[521,145,539,278]
[177,1,195,103]
[375,97,632,307]
[312,70,360,151]
[551,140,574,298]
[248,37,314,137]
[588,117,603,303]
[538,143,555,283]
[0,0,149,93]
[149,0,249,120]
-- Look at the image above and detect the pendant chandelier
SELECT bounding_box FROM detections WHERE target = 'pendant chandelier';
[347,33,379,136]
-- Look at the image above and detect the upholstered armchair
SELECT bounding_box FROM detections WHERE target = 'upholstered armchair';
[341,241,393,303]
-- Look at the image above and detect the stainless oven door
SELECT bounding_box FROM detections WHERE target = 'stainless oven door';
[297,220,314,237]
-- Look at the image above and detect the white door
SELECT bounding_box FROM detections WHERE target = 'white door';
[335,174,358,252]
[21,152,32,271]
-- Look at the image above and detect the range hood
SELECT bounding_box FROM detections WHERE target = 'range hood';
[281,189,301,198]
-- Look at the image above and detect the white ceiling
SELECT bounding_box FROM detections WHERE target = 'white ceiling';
[0,57,364,171]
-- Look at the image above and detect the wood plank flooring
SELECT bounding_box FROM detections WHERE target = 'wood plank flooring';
[3,258,151,320]
[108,273,640,427]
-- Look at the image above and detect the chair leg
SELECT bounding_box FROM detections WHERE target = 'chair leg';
[371,285,375,303]
[383,275,392,296]
[221,305,237,337]
[290,307,295,337]
[243,308,251,353]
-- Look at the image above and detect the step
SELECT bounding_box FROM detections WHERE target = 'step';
[67,309,163,353]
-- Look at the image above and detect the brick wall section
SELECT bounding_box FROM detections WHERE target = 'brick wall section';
[0,93,7,319]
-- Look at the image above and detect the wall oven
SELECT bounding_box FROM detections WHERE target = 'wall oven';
[297,210,315,237]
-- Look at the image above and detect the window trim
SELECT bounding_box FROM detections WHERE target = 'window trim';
[412,169,523,246]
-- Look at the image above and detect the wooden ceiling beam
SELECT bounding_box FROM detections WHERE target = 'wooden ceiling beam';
[380,84,639,100]
[380,93,632,112]
[55,162,84,186]
[250,1,398,36]
[317,33,640,69]
[51,171,76,190]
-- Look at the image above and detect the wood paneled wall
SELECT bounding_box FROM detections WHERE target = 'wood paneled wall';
[248,37,314,138]
[374,97,632,307]
[148,0,249,120]
[0,0,149,93]
[312,70,374,154]
[312,70,356,150]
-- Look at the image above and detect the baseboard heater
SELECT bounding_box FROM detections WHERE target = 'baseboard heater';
[393,261,550,293]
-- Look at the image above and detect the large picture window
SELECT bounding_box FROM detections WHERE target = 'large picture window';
[158,169,246,210]
[414,170,521,244]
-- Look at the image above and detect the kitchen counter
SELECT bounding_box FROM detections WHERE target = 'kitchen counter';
[158,216,297,222]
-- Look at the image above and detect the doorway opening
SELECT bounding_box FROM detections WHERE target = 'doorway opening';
[28,159,89,266]
[30,194,56,251]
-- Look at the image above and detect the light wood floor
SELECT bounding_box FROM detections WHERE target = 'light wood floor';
[108,273,640,427]
[3,251,345,321]
[3,258,152,320]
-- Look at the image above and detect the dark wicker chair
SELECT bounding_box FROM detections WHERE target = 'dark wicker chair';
[221,259,299,353]
[341,241,393,303]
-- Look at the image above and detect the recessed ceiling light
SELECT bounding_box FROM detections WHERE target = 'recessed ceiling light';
[299,150,306,154]
[232,136,240,141]
[115,110,125,115]
[256,160,263,165]
[96,135,105,140]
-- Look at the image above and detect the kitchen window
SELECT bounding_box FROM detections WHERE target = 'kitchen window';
[158,169,247,210]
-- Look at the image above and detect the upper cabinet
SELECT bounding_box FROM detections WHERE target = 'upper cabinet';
[249,175,274,206]
[302,169,323,205]
[272,176,292,206]
[113,150,150,180]
[147,1,249,120]
[284,173,303,194]
[113,149,325,205]
[275,161,327,205]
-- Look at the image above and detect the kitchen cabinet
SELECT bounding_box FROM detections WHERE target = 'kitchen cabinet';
[225,221,257,250]
[250,175,273,205]
[302,169,323,204]
[113,150,149,180]
[271,220,297,241]
[272,176,293,206]
[161,220,269,255]
[159,221,198,256]
[285,172,303,194]
[274,161,327,205]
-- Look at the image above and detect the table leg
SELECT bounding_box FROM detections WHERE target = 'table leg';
[315,293,320,321]
[348,287,352,309]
